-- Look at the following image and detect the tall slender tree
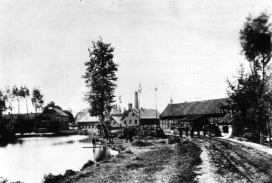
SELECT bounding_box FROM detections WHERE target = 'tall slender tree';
[31,88,44,132]
[5,86,14,114]
[31,88,44,114]
[239,11,272,136]
[228,11,272,141]
[12,86,20,114]
[20,86,30,117]
[83,38,118,141]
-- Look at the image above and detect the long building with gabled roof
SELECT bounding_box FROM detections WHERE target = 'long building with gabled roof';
[159,98,232,136]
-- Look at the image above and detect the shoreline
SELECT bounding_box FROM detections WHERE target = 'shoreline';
[42,137,202,183]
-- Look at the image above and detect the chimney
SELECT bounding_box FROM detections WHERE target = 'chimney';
[128,103,132,109]
[134,92,139,109]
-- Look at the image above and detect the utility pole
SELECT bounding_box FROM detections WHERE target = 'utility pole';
[155,85,157,122]
[155,85,158,139]
[138,83,142,141]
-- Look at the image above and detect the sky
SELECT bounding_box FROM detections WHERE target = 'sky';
[0,0,272,115]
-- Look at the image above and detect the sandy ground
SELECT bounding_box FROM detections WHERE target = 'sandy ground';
[195,146,217,183]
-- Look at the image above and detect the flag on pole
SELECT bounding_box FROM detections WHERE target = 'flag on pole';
[138,83,142,94]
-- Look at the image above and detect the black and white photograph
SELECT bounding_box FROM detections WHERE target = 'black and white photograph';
[1,0,272,182]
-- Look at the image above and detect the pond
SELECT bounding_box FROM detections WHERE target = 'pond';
[0,135,117,183]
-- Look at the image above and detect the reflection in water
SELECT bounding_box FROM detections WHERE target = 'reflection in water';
[0,135,117,183]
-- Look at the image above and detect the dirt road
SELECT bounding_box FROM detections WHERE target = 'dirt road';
[194,138,272,183]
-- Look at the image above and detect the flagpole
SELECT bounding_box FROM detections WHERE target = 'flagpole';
[138,83,142,141]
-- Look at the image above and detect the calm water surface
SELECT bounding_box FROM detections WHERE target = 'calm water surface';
[0,135,116,183]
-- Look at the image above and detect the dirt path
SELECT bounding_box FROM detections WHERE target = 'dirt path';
[200,138,272,183]
[195,145,217,183]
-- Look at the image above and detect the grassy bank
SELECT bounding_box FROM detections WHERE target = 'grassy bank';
[42,138,202,183]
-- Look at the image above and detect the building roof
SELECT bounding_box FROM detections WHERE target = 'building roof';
[110,107,122,116]
[75,109,88,123]
[218,113,234,124]
[53,108,68,116]
[179,115,204,122]
[160,98,228,118]
[121,108,160,120]
[78,113,99,123]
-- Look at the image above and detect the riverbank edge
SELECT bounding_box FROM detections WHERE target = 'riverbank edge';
[42,137,202,183]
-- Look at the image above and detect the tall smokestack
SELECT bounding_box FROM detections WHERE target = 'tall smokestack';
[134,92,139,109]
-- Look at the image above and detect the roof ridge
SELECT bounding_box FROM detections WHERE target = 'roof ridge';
[172,98,228,105]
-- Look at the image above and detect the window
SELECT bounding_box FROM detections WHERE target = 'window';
[129,120,132,124]
[135,120,137,124]
[132,113,134,117]
[124,121,126,125]
[223,126,229,133]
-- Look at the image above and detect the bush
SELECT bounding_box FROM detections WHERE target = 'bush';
[80,160,95,171]
[242,132,259,142]
[169,140,202,183]
[12,116,34,135]
[168,136,181,144]
[43,173,64,183]
[63,169,76,177]
[131,140,153,147]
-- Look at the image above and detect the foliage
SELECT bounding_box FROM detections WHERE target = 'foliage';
[0,116,16,141]
[227,11,272,140]
[42,173,64,183]
[169,141,202,183]
[82,38,118,122]
[42,169,76,183]
[0,90,7,117]
[12,86,21,113]
[80,160,95,171]
[131,140,153,147]
[240,12,272,75]
[63,110,74,123]
[11,116,34,136]
[122,127,138,140]
[44,101,62,110]
[31,87,44,113]
[20,86,30,114]
[168,136,181,144]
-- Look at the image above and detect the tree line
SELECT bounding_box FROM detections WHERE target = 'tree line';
[0,86,74,141]
[0,86,44,141]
